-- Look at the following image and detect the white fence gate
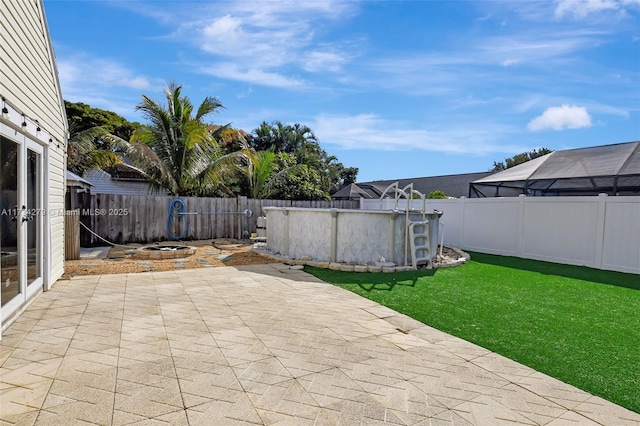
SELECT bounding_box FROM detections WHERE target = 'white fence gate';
[362,194,640,274]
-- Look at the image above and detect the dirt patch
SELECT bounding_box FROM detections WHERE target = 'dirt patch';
[64,239,468,279]
[432,246,469,268]
[62,239,277,279]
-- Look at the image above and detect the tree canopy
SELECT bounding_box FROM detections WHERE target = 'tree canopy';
[490,148,553,172]
[65,101,140,142]
[123,83,248,196]
[65,102,142,175]
[245,121,358,199]
[63,89,358,200]
[66,124,121,176]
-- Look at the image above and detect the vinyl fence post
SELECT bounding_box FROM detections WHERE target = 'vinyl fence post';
[517,194,526,258]
[460,197,466,249]
[330,209,338,262]
[594,193,608,269]
[283,209,290,257]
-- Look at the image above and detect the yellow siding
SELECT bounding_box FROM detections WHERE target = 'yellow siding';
[0,0,68,284]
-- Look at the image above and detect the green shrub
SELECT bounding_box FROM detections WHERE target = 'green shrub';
[427,190,447,199]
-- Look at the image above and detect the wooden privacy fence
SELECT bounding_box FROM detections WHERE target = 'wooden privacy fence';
[64,210,80,260]
[87,194,359,244]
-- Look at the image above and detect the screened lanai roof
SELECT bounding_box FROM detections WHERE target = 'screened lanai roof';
[470,141,640,197]
[331,183,373,200]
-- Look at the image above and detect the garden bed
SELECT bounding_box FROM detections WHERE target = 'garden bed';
[62,239,277,279]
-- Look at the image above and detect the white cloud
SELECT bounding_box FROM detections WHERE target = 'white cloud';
[82,1,358,91]
[199,63,305,89]
[114,0,357,27]
[369,30,602,92]
[480,31,603,65]
[555,0,618,18]
[501,58,520,67]
[229,1,357,20]
[54,50,159,120]
[57,55,151,91]
[554,0,640,18]
[199,14,308,65]
[527,105,593,131]
[514,96,543,113]
[303,51,347,73]
[162,0,358,87]
[313,114,523,154]
[582,101,629,117]
[237,87,253,99]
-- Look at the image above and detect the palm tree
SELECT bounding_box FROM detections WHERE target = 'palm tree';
[250,121,317,154]
[66,123,121,176]
[247,121,351,199]
[242,148,331,200]
[244,149,277,199]
[124,83,248,196]
[242,148,303,199]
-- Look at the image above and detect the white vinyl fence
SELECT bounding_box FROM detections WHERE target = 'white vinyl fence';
[362,194,640,274]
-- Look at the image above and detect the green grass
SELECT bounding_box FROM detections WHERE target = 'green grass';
[305,253,640,413]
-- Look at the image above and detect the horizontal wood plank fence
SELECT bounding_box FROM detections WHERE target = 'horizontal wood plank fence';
[87,194,358,244]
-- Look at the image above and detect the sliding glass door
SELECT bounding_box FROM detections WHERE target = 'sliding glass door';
[0,136,20,311]
[26,141,43,294]
[0,134,44,322]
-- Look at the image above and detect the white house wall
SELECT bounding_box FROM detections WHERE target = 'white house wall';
[1,0,67,284]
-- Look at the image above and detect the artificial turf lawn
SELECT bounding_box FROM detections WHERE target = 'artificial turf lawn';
[305,252,640,414]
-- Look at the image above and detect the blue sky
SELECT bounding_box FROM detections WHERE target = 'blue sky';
[45,0,640,182]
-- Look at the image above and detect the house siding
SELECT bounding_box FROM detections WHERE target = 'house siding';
[0,0,67,285]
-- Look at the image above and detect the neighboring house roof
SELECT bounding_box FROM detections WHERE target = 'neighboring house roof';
[331,183,373,200]
[102,163,148,181]
[356,172,493,198]
[471,141,640,197]
[66,170,93,189]
[84,168,167,195]
[104,153,149,180]
[82,152,168,195]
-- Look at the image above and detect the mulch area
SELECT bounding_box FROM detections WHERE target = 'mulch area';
[62,239,277,279]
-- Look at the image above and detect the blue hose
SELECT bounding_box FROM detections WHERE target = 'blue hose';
[167,198,188,240]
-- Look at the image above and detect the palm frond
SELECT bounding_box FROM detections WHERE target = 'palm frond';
[195,97,224,121]
[67,125,125,175]
[209,123,232,141]
[126,82,248,196]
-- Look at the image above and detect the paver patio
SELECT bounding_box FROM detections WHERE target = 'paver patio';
[1,264,639,425]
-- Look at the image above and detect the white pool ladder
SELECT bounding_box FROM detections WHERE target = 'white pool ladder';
[408,221,431,269]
